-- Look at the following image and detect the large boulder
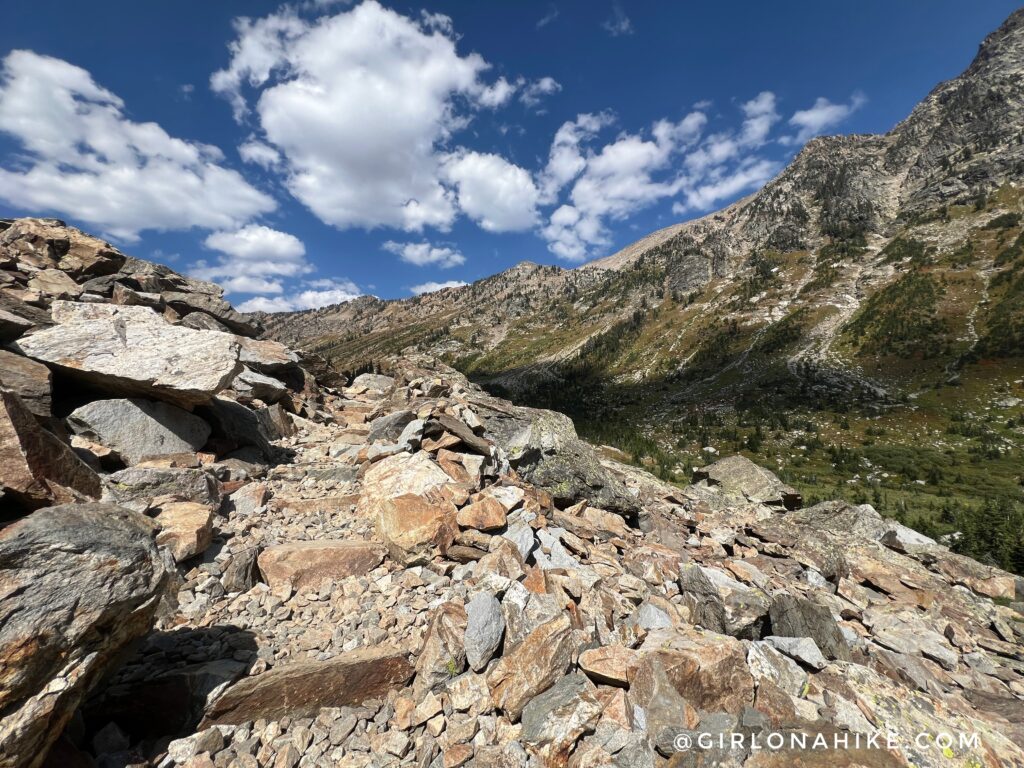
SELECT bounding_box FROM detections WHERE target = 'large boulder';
[0,390,101,511]
[637,626,755,714]
[0,351,51,417]
[197,397,290,461]
[375,492,458,566]
[693,455,802,509]
[0,503,168,768]
[161,291,259,338]
[236,337,299,373]
[359,452,459,564]
[467,394,641,516]
[202,646,414,725]
[104,466,219,513]
[257,540,385,592]
[14,302,242,407]
[0,308,34,343]
[67,398,211,465]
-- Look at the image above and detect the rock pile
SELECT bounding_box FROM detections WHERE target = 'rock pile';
[1,217,1023,768]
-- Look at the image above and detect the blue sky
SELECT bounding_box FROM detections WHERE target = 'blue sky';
[0,1,1018,309]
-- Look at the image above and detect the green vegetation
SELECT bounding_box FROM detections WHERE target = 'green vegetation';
[844,273,951,358]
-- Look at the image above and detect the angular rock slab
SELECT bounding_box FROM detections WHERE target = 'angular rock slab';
[0,350,51,417]
[768,593,851,662]
[694,454,801,509]
[104,466,219,513]
[153,502,215,562]
[0,218,125,277]
[257,540,385,592]
[68,398,211,465]
[14,302,241,407]
[0,503,168,768]
[0,390,101,511]
[202,646,413,725]
[464,592,505,672]
[638,626,755,714]
[487,614,574,720]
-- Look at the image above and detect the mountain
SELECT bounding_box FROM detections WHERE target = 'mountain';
[264,10,1024,571]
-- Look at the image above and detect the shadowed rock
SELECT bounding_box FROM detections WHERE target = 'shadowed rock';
[0,390,101,512]
[202,646,413,725]
[67,398,211,465]
[0,503,168,768]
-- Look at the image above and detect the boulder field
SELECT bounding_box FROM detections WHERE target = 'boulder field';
[0,217,1022,768]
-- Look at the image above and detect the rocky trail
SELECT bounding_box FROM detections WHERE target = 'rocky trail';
[1,218,1024,768]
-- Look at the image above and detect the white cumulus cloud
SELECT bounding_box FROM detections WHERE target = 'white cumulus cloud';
[237,277,362,312]
[211,1,550,236]
[787,92,867,144]
[383,240,465,268]
[442,151,539,232]
[0,50,275,241]
[193,225,311,289]
[538,109,706,260]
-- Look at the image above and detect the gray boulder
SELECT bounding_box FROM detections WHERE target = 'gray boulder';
[0,503,169,768]
[0,350,51,417]
[520,673,601,760]
[693,455,802,509]
[367,410,417,444]
[467,394,641,516]
[465,592,505,672]
[68,398,211,465]
[768,593,851,661]
[231,367,288,404]
[105,466,220,512]
[352,373,395,391]
[677,564,728,633]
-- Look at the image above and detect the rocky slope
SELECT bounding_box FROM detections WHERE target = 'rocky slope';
[1,217,1023,767]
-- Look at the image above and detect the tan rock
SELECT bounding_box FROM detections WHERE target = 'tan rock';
[202,646,413,725]
[578,645,639,687]
[415,602,469,698]
[257,540,385,592]
[456,496,507,532]
[443,744,474,768]
[487,614,574,720]
[153,502,215,562]
[358,451,452,512]
[26,269,82,299]
[1,218,125,277]
[376,492,458,565]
